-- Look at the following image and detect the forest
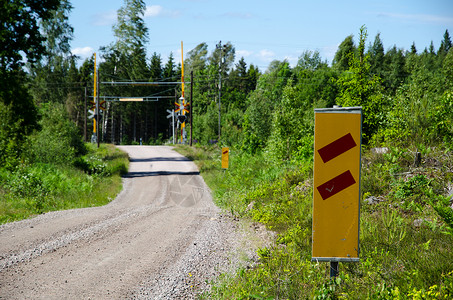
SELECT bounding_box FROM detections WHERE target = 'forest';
[1,1,452,156]
[1,0,453,298]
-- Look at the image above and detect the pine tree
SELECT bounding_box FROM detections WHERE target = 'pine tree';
[439,29,452,58]
[411,42,417,54]
[384,45,407,92]
[163,53,176,81]
[368,33,385,77]
[149,53,163,81]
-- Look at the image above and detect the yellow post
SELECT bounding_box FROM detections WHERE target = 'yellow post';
[181,41,184,99]
[93,53,97,133]
[180,42,185,143]
[221,147,229,169]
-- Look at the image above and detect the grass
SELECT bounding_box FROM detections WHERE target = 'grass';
[175,144,453,299]
[0,143,129,224]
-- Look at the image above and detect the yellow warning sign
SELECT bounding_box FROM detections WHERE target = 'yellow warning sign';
[312,107,362,262]
[221,147,229,169]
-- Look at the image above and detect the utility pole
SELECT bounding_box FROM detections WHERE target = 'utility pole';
[111,103,114,144]
[190,71,193,146]
[216,41,225,141]
[172,110,175,144]
[84,87,87,142]
[96,62,100,148]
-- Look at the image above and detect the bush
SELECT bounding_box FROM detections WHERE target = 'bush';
[0,102,24,170]
[24,104,86,165]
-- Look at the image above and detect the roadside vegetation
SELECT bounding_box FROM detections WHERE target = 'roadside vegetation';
[1,1,452,297]
[177,141,453,299]
[176,26,453,299]
[0,104,128,224]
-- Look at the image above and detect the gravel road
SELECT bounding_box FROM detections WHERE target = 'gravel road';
[0,146,266,299]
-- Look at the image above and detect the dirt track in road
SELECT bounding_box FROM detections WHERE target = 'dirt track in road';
[0,146,264,299]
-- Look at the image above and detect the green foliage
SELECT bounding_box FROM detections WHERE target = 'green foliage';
[335,26,388,143]
[333,35,356,71]
[430,91,453,142]
[0,0,59,71]
[24,104,86,165]
[266,79,314,161]
[113,0,148,53]
[0,102,23,170]
[0,144,128,224]
[179,142,453,299]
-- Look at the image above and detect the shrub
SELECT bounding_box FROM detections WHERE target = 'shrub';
[24,104,86,165]
[0,102,23,170]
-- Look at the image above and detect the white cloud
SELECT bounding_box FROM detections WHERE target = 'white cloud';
[221,12,254,19]
[93,10,117,26]
[72,47,94,58]
[379,12,453,25]
[144,5,180,18]
[144,5,163,17]
[236,50,253,58]
[257,49,275,61]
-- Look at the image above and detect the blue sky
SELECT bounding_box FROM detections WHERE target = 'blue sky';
[69,0,453,70]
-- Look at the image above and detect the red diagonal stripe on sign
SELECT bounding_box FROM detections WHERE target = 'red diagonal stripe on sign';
[317,170,356,200]
[318,133,356,163]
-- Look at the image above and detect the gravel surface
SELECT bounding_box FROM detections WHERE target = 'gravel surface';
[0,146,269,299]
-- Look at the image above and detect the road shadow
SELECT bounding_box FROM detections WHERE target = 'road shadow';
[129,157,192,163]
[123,171,200,178]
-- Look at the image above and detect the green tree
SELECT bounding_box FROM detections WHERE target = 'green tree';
[384,45,408,92]
[0,0,59,165]
[438,29,452,60]
[246,64,260,93]
[25,104,86,165]
[65,57,85,130]
[368,33,385,77]
[410,42,417,54]
[335,26,386,143]
[266,79,314,161]
[295,50,326,72]
[242,60,292,153]
[294,51,338,108]
[0,0,59,72]
[185,43,209,76]
[149,53,163,81]
[101,0,155,144]
[208,42,236,76]
[28,0,74,105]
[113,0,148,53]
[444,49,453,90]
[333,35,356,71]
[163,53,177,81]
[226,57,249,110]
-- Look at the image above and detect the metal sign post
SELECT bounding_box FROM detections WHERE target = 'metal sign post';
[166,109,176,144]
[312,106,362,277]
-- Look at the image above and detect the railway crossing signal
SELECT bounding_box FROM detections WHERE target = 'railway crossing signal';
[87,43,192,146]
[177,115,186,123]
